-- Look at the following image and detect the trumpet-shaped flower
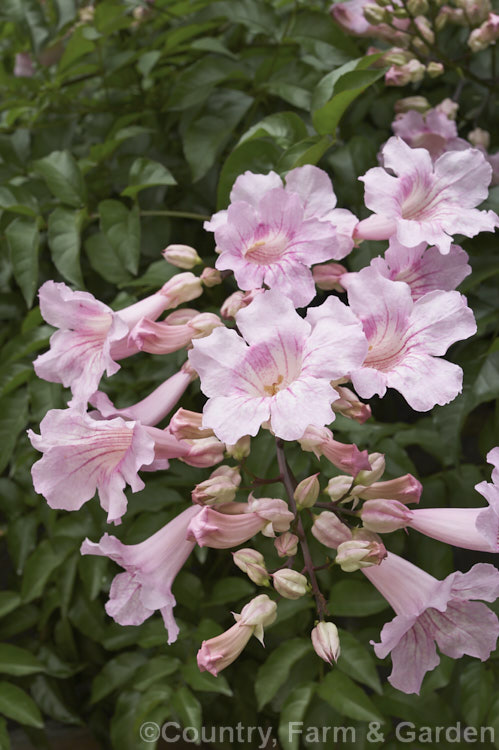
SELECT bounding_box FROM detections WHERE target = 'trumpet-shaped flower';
[355,137,498,254]
[343,267,476,410]
[364,555,499,693]
[80,505,201,643]
[367,239,471,300]
[205,166,357,307]
[188,290,368,443]
[28,409,189,523]
[392,108,464,159]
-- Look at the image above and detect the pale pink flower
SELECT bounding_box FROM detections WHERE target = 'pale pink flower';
[186,497,294,548]
[197,594,277,675]
[129,309,222,354]
[486,445,499,484]
[364,239,471,300]
[188,290,368,444]
[355,137,498,254]
[364,554,499,693]
[89,364,195,426]
[331,385,372,423]
[330,0,410,42]
[33,277,201,408]
[14,52,35,77]
[28,409,190,523]
[80,505,201,643]
[205,166,357,307]
[405,501,499,552]
[299,425,371,476]
[343,267,476,411]
[391,108,465,159]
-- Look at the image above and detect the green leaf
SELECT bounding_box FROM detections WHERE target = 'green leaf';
[91,652,147,704]
[0,390,29,473]
[121,159,176,199]
[255,638,313,710]
[57,24,95,72]
[21,539,73,603]
[0,717,9,750]
[329,579,389,617]
[32,151,86,207]
[0,593,21,619]
[317,671,384,723]
[217,139,282,209]
[47,207,84,287]
[0,644,44,677]
[30,675,83,725]
[336,629,382,694]
[238,112,308,149]
[313,68,385,136]
[459,662,494,727]
[277,135,333,171]
[278,684,315,750]
[85,232,133,285]
[99,200,140,275]
[181,659,232,696]
[171,686,202,733]
[209,577,255,606]
[0,682,43,728]
[133,656,181,691]
[53,0,77,28]
[5,217,39,307]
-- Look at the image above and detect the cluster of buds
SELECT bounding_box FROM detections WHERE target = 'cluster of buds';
[468,11,499,51]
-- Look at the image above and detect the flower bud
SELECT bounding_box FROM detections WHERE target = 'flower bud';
[192,466,240,505]
[225,435,251,460]
[238,594,277,630]
[391,7,409,17]
[354,453,385,486]
[427,61,444,78]
[200,267,223,287]
[311,622,341,665]
[363,3,388,23]
[162,244,202,270]
[312,511,351,548]
[274,532,299,558]
[325,475,354,502]
[211,464,241,484]
[384,49,413,66]
[294,474,320,509]
[394,96,430,114]
[233,549,270,586]
[247,496,294,536]
[407,0,428,13]
[357,474,422,504]
[220,288,264,318]
[468,127,490,149]
[189,312,223,339]
[331,386,371,424]
[414,16,435,43]
[272,569,308,599]
[361,499,413,533]
[312,262,347,292]
[435,98,459,119]
[169,408,214,440]
[181,436,226,468]
[162,272,203,307]
[335,530,387,572]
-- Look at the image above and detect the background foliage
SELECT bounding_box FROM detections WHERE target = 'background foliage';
[1,0,499,747]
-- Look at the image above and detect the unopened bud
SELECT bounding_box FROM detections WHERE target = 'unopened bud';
[189,312,223,339]
[335,530,387,572]
[414,16,435,43]
[331,386,371,424]
[325,475,354,502]
[294,474,320,509]
[427,61,444,77]
[162,244,202,270]
[192,466,240,505]
[272,569,308,599]
[435,97,459,119]
[162,272,203,307]
[311,622,341,665]
[391,7,409,17]
[211,465,242,485]
[394,96,430,114]
[361,499,413,533]
[407,0,428,13]
[354,453,385,486]
[233,549,270,586]
[363,3,388,22]
[312,511,351,548]
[274,532,299,558]
[312,262,347,291]
[468,127,490,148]
[238,594,277,630]
[201,267,222,287]
[181,436,225,468]
[169,408,214,439]
[357,474,422,504]
[225,435,251,460]
[384,49,413,66]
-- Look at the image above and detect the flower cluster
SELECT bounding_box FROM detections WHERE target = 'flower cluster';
[28,109,499,695]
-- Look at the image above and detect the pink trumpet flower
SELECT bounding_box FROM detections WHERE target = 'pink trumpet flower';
[129,309,222,354]
[343,267,477,411]
[188,290,368,444]
[28,409,190,523]
[355,137,498,253]
[299,425,371,477]
[205,166,357,307]
[80,505,202,643]
[364,554,499,694]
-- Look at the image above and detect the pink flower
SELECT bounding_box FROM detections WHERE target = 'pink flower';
[80,505,201,643]
[364,554,499,693]
[34,278,200,409]
[406,502,499,553]
[330,0,409,41]
[355,137,498,254]
[365,239,471,300]
[205,166,357,307]
[14,52,35,78]
[197,594,277,675]
[28,408,189,523]
[392,108,465,160]
[298,426,371,476]
[343,267,477,411]
[188,290,368,444]
[186,497,294,548]
[129,309,222,354]
[90,364,195,426]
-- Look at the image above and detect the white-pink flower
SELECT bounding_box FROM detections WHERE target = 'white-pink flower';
[343,267,476,411]
[28,409,190,523]
[364,555,499,693]
[188,290,368,444]
[355,137,498,253]
[80,505,201,643]
[364,239,471,300]
[392,108,465,160]
[205,166,357,307]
